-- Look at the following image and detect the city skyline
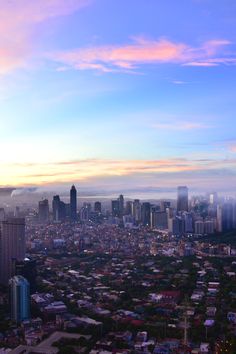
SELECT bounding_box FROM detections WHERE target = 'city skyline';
[0,0,236,194]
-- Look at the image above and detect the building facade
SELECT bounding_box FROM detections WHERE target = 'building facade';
[9,275,30,323]
[0,218,26,285]
[70,185,77,221]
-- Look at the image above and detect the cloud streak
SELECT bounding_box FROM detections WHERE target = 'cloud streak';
[0,2,234,76]
[152,122,211,130]
[1,157,236,187]
[50,37,235,72]
[229,144,236,153]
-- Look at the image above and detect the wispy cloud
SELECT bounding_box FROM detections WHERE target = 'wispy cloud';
[152,121,211,130]
[0,4,234,76]
[50,37,235,73]
[183,58,236,67]
[0,0,90,74]
[172,80,187,85]
[229,144,236,153]
[183,62,219,67]
[1,157,236,187]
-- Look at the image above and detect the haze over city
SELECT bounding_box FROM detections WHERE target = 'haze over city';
[0,0,236,196]
[1,2,236,352]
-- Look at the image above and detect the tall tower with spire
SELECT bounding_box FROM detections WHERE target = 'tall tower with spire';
[70,185,77,221]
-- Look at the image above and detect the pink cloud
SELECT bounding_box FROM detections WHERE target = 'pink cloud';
[229,144,236,153]
[0,0,90,74]
[51,38,189,72]
[0,1,234,76]
[183,62,219,67]
[51,37,235,72]
[202,39,232,56]
[184,57,236,67]
[152,122,211,130]
[0,0,89,28]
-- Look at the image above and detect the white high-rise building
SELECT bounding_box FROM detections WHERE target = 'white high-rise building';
[217,205,223,232]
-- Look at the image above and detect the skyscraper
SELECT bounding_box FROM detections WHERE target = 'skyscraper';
[13,258,37,294]
[14,206,20,217]
[183,212,193,233]
[0,218,26,285]
[9,275,30,323]
[0,208,5,222]
[111,195,124,218]
[118,194,124,217]
[177,186,189,212]
[111,200,120,217]
[132,199,141,222]
[222,201,233,231]
[151,210,168,229]
[141,202,151,226]
[38,199,49,223]
[217,205,223,232]
[209,192,218,205]
[52,195,61,222]
[160,200,171,212]
[70,185,77,221]
[59,200,66,221]
[79,203,91,223]
[94,201,102,213]
[52,195,66,222]
[125,201,132,215]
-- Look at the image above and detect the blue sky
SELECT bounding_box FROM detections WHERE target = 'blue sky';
[0,0,236,195]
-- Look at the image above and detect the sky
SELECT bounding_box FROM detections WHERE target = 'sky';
[0,0,236,197]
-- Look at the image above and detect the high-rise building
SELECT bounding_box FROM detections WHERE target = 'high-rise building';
[111,200,120,217]
[79,203,91,223]
[65,203,71,218]
[94,201,102,213]
[13,258,37,294]
[38,199,49,223]
[177,186,189,212]
[14,206,20,217]
[160,200,171,212]
[209,192,218,205]
[59,200,66,221]
[151,210,168,229]
[9,275,30,323]
[183,212,193,233]
[0,208,5,222]
[70,185,77,221]
[118,195,124,217]
[217,205,223,232]
[52,195,60,222]
[204,220,214,234]
[222,201,233,231]
[0,218,26,285]
[168,217,180,235]
[233,202,236,229]
[176,215,185,235]
[132,199,141,222]
[141,202,151,226]
[194,220,204,235]
[166,207,174,220]
[111,195,124,218]
[125,201,132,215]
[216,201,234,232]
[52,195,66,222]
